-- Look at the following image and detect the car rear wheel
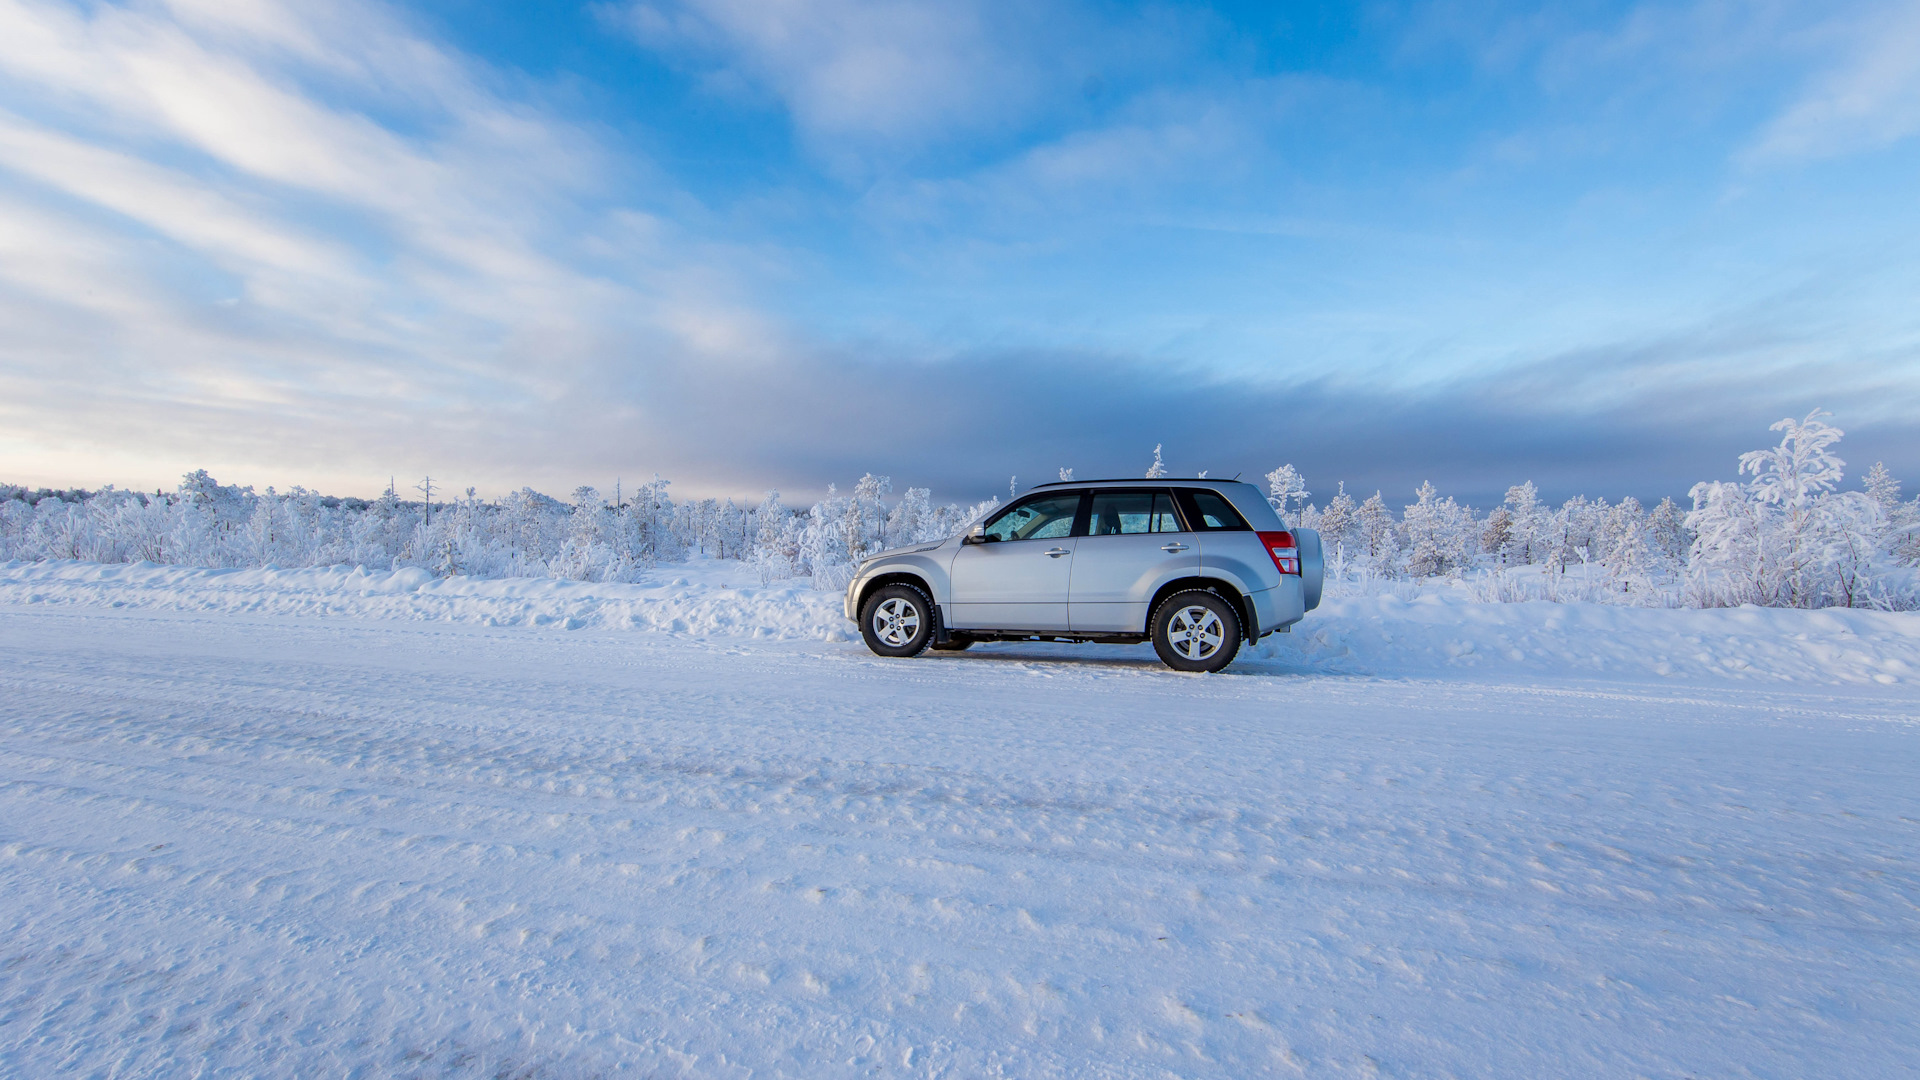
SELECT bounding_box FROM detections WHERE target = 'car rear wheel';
[860,584,934,657]
[1151,589,1242,673]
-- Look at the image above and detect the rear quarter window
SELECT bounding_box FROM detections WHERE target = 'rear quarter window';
[1181,490,1250,531]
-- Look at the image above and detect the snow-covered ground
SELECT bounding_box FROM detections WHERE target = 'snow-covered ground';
[2,561,1918,1077]
[0,558,849,641]
[6,557,1918,686]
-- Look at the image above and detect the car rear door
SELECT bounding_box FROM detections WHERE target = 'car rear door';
[1178,487,1279,628]
[1068,489,1198,632]
[946,491,1084,631]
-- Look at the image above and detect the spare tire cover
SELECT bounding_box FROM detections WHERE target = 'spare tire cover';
[1297,528,1324,611]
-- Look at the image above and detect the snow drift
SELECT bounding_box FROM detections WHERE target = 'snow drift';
[6,558,1916,688]
[0,558,849,641]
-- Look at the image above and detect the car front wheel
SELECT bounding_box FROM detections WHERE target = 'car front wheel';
[860,584,934,657]
[1151,589,1242,673]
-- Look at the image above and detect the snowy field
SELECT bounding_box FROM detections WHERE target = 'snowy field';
[3,561,1918,1077]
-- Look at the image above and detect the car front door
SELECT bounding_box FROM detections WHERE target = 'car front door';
[1069,489,1198,632]
[947,491,1085,631]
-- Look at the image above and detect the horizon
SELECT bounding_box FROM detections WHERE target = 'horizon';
[9,424,1903,516]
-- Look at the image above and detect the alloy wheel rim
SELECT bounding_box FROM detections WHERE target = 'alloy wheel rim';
[872,597,921,647]
[1167,605,1224,660]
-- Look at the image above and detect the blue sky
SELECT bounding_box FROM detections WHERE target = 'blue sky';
[1,0,1916,507]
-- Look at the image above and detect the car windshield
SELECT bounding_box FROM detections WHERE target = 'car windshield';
[981,493,1081,541]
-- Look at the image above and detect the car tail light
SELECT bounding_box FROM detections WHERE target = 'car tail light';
[1259,531,1300,575]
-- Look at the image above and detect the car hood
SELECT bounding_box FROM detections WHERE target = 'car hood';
[860,540,948,565]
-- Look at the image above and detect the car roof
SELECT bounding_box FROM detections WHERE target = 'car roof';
[1025,477,1251,491]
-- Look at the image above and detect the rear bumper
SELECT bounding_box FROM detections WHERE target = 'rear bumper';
[1249,576,1306,637]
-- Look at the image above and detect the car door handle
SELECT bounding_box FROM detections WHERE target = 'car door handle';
[1160,543,1189,553]
[1044,547,1071,558]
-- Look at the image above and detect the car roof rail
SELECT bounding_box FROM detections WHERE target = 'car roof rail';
[1027,477,1235,489]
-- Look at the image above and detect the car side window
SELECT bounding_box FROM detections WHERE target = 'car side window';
[1181,490,1249,531]
[1147,494,1182,533]
[1089,491,1183,535]
[1088,492,1149,535]
[980,493,1083,542]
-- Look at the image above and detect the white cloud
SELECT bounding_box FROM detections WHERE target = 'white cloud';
[617,0,1044,146]
[1751,0,1920,160]
[0,0,1914,503]
[0,0,784,495]
[0,112,366,292]
[608,0,1208,171]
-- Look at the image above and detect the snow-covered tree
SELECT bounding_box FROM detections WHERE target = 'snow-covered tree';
[1737,409,1847,604]
[1316,483,1357,553]
[1647,496,1690,567]
[1535,499,1571,578]
[841,474,892,560]
[1499,482,1547,565]
[1401,481,1475,577]
[1351,491,1399,572]
[1481,506,1513,563]
[1600,497,1653,598]
[1559,496,1606,568]
[15,426,1912,609]
[1686,479,1771,606]
[1865,462,1901,516]
[955,496,1000,534]
[1742,410,1846,511]
[751,491,796,582]
[1684,410,1914,608]
[1819,492,1885,608]
[1862,462,1919,568]
[1265,464,1309,520]
[886,487,933,547]
[0,465,983,592]
[1145,444,1168,479]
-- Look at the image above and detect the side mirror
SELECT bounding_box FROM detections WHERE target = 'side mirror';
[964,524,987,545]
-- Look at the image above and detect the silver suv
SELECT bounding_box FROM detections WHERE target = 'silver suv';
[844,479,1323,672]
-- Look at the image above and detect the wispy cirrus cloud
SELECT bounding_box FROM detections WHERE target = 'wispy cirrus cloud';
[602,0,1205,171]
[1749,0,1920,161]
[0,0,786,492]
[1,0,1917,508]
[615,0,1039,144]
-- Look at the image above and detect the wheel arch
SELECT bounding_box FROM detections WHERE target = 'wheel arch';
[856,571,936,617]
[1146,576,1255,640]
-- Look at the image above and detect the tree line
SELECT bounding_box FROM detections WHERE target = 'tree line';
[4,412,1915,609]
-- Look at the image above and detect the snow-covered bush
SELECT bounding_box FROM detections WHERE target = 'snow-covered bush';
[0,469,986,592]
[1286,412,1910,610]
[1265,464,1309,519]
[1400,481,1477,577]
[4,413,1911,609]
[1684,411,1912,609]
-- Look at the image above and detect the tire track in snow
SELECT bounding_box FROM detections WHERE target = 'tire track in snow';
[3,606,1919,1077]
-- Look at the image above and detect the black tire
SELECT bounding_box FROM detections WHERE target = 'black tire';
[930,634,975,652]
[1150,589,1242,673]
[859,584,934,658]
